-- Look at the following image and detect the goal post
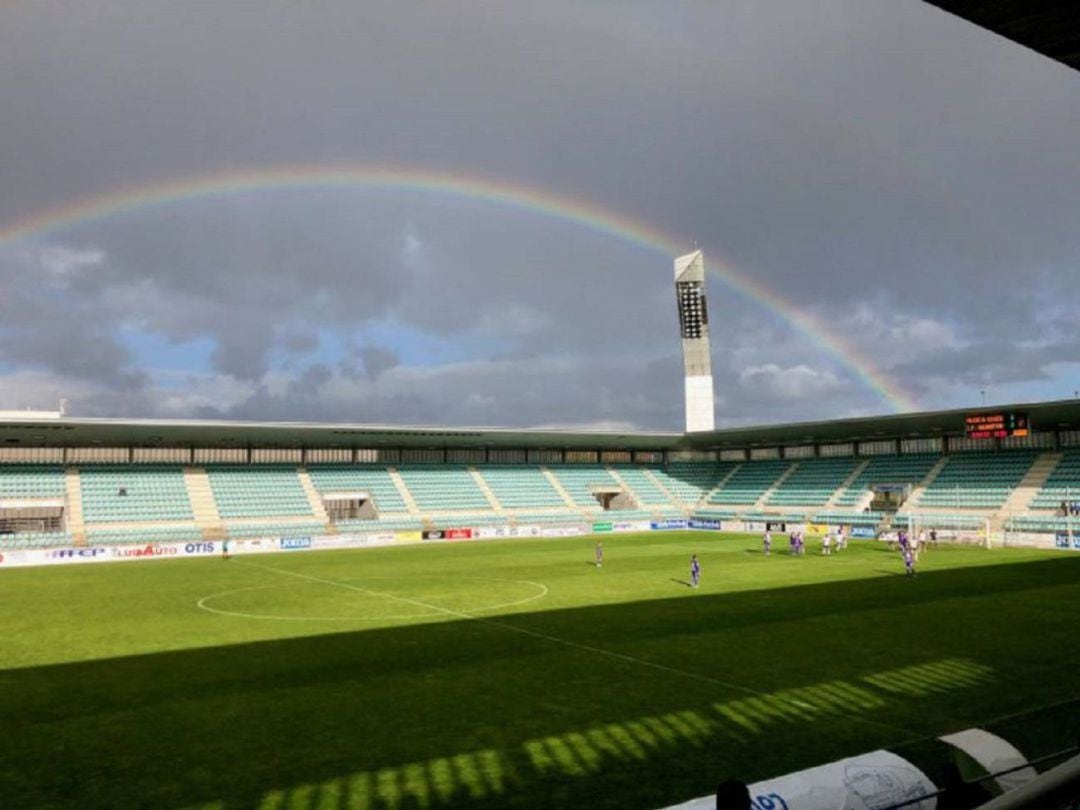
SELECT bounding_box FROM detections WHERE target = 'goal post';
[905,513,992,548]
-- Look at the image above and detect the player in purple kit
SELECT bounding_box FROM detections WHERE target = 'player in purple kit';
[902,544,916,577]
[690,554,701,588]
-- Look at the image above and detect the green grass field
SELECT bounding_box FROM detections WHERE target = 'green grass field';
[3,532,1080,809]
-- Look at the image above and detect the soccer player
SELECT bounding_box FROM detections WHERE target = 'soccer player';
[222,537,231,561]
[690,554,701,588]
[902,544,916,577]
[822,533,831,556]
[763,530,771,555]
[595,540,603,568]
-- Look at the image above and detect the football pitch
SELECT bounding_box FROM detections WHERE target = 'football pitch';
[3,532,1079,809]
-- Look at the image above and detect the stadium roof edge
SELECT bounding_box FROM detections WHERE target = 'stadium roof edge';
[683,398,1080,449]
[0,398,1079,451]
[922,2,1080,75]
[0,416,684,450]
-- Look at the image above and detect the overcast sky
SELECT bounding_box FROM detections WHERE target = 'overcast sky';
[1,1,1078,430]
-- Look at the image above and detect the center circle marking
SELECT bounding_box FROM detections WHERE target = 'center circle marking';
[197,575,548,622]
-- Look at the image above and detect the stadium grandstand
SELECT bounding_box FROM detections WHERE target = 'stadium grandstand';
[2,397,1080,552]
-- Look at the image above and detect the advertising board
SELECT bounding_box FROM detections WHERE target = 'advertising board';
[666,750,935,810]
[111,543,180,560]
[279,537,312,550]
[851,526,877,539]
[541,526,585,537]
[0,539,224,568]
[445,528,473,540]
[236,537,277,554]
[592,521,613,533]
[47,547,110,562]
[183,541,217,555]
[395,531,422,543]
[474,526,514,539]
[688,518,721,530]
[651,519,688,531]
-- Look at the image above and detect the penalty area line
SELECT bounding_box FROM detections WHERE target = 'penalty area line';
[238,559,916,738]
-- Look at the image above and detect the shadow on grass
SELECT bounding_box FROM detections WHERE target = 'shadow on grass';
[3,553,1080,810]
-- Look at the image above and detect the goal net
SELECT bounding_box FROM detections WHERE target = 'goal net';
[903,513,991,548]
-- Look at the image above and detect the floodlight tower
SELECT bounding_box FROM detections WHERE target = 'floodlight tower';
[674,250,715,433]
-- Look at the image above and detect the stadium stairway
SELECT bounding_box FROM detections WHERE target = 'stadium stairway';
[296,467,332,532]
[900,455,951,512]
[604,467,643,510]
[387,467,422,515]
[643,467,680,504]
[822,458,872,508]
[468,467,507,515]
[64,467,86,545]
[999,452,1062,515]
[693,463,742,506]
[702,464,742,505]
[539,467,579,509]
[752,462,799,509]
[182,467,225,540]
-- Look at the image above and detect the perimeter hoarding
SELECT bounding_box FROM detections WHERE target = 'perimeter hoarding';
[0,541,221,568]
[688,518,722,530]
[665,749,935,810]
[1,517,709,569]
[651,519,688,530]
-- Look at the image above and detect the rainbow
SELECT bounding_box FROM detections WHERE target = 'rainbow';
[0,164,918,412]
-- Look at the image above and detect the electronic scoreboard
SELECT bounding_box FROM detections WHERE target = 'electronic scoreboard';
[964,412,1030,439]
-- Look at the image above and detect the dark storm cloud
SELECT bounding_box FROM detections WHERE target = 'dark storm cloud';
[0,1,1078,424]
[892,339,1080,388]
[358,345,400,381]
[0,246,144,389]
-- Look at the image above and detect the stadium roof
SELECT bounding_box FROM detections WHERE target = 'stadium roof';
[1,399,1079,452]
[684,398,1080,450]
[924,2,1080,73]
[0,416,684,451]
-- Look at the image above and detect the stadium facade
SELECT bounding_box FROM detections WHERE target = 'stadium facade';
[1,397,1079,555]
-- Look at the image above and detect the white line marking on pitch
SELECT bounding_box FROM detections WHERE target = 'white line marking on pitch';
[196,576,548,622]
[238,560,915,737]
